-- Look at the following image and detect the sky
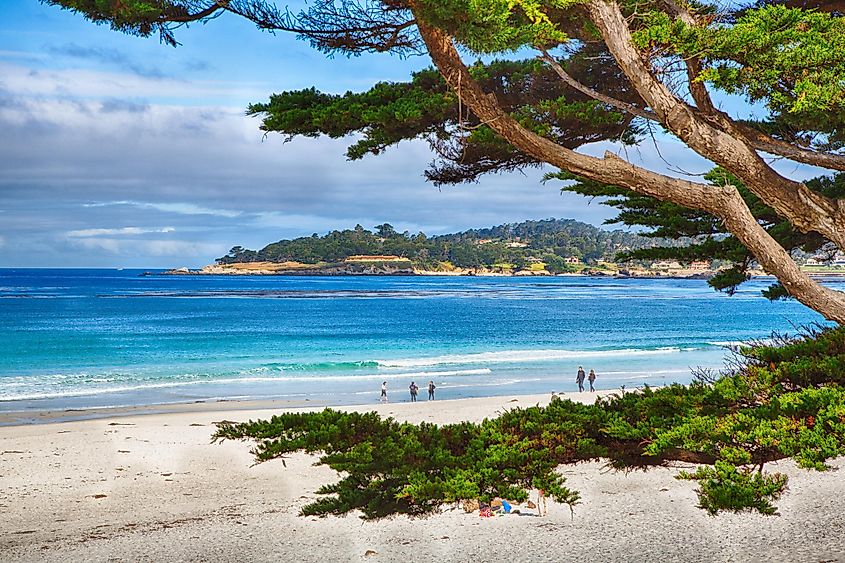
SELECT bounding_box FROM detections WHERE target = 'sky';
[0,2,826,267]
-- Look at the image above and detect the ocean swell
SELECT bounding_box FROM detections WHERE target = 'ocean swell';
[376,347,688,369]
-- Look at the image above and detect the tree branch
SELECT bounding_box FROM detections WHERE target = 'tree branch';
[586,0,845,249]
[537,49,845,173]
[410,7,845,322]
[736,125,845,172]
[657,0,845,172]
[163,1,229,23]
[537,49,656,122]
[654,0,720,116]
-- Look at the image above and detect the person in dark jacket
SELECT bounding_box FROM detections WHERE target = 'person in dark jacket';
[409,381,419,402]
[428,380,436,400]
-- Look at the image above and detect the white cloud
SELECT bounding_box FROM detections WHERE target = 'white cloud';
[140,202,242,217]
[66,226,175,237]
[0,61,269,104]
[84,201,242,218]
[253,212,441,236]
[67,237,224,257]
[0,50,47,61]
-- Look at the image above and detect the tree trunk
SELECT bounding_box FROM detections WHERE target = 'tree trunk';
[586,0,845,250]
[409,8,845,324]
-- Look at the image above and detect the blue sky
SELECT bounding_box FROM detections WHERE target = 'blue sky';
[0,2,825,267]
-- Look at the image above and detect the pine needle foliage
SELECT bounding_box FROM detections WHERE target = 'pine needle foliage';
[214,326,845,518]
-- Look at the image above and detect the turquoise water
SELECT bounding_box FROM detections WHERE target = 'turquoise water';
[0,269,838,412]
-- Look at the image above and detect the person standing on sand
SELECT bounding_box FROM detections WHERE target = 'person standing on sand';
[588,369,597,392]
[409,381,418,402]
[576,366,586,392]
[428,380,436,400]
[380,381,388,403]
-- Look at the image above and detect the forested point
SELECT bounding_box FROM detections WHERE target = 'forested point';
[214,326,845,519]
[216,217,691,272]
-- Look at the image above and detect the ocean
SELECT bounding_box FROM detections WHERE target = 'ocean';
[0,269,839,414]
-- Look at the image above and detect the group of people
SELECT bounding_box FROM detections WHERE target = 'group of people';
[378,367,595,402]
[380,380,436,402]
[576,366,597,392]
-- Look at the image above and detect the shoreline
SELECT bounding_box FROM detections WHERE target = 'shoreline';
[3,390,845,561]
[161,264,717,279]
[0,389,614,427]
[159,265,845,279]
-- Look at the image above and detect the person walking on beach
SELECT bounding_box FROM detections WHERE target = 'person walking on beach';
[380,381,388,403]
[409,381,419,402]
[576,366,586,392]
[588,369,597,392]
[428,380,436,400]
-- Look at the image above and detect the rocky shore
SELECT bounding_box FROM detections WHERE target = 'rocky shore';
[166,262,417,276]
[161,262,716,279]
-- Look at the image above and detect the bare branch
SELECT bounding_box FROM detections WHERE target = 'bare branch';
[537,49,656,122]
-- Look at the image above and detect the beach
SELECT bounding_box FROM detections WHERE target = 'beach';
[3,391,845,562]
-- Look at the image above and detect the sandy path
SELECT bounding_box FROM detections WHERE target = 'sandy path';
[2,392,844,562]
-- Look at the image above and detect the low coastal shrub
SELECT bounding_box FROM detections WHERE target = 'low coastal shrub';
[213,326,845,518]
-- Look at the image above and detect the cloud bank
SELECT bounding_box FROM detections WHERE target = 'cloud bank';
[0,52,636,267]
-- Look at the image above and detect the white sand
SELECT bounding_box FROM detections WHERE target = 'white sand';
[2,391,844,562]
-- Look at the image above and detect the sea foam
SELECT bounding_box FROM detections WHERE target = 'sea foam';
[376,347,687,369]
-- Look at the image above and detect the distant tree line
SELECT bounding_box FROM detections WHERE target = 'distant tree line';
[217,218,685,272]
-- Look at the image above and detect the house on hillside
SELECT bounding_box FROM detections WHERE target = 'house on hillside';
[506,241,529,248]
[652,260,683,270]
[564,256,581,265]
[344,255,407,262]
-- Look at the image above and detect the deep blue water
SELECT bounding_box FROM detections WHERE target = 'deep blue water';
[0,269,839,412]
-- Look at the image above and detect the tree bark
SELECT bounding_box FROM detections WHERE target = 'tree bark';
[409,9,845,324]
